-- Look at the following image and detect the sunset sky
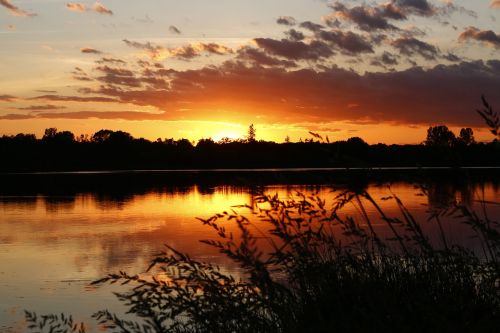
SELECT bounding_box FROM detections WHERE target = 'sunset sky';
[0,0,499,143]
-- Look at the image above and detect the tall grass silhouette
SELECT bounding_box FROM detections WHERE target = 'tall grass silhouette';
[26,189,500,332]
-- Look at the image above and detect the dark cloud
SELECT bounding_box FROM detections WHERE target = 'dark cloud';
[392,0,435,16]
[4,111,167,121]
[36,90,57,94]
[459,27,500,48]
[75,54,500,127]
[277,16,296,26]
[16,105,67,111]
[299,21,324,32]
[253,38,334,61]
[0,94,16,102]
[31,95,118,103]
[371,51,399,67]
[96,57,127,65]
[391,37,439,60]
[0,114,33,120]
[81,47,102,54]
[169,25,181,34]
[236,47,297,68]
[0,0,36,17]
[285,29,305,42]
[329,2,403,31]
[442,52,461,62]
[317,30,374,54]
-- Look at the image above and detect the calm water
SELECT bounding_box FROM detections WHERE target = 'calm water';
[0,176,499,332]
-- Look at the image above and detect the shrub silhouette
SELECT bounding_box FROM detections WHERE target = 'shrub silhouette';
[26,190,500,332]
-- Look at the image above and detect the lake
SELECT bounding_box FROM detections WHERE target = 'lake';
[0,170,499,332]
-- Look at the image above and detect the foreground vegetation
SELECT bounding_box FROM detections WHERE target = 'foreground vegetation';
[26,188,500,332]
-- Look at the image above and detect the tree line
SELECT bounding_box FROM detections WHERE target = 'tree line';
[0,124,498,172]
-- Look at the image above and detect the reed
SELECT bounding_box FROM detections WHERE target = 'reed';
[26,189,500,332]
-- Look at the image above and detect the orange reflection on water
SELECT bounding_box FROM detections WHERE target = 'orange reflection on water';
[0,182,498,331]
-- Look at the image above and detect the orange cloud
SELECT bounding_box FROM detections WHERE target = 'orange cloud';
[64,56,500,126]
[123,39,233,60]
[0,94,16,102]
[0,0,36,17]
[491,1,500,9]
[93,2,113,15]
[65,2,113,15]
[459,27,500,48]
[81,47,103,54]
[66,3,87,12]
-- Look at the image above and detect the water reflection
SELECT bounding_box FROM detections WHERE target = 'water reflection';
[0,180,498,332]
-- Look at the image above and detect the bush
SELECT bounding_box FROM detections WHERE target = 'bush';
[26,189,500,333]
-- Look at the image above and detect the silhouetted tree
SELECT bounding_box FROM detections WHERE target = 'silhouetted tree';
[457,128,475,146]
[43,128,58,140]
[92,130,132,144]
[42,128,75,143]
[425,125,456,147]
[247,124,256,143]
[346,137,368,146]
[91,129,114,143]
[14,133,36,143]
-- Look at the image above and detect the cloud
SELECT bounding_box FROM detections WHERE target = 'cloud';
[236,47,297,68]
[6,24,15,30]
[492,0,500,9]
[284,29,305,42]
[0,0,36,17]
[299,21,324,32]
[16,104,67,111]
[81,47,103,54]
[276,16,296,26]
[391,37,440,60]
[329,2,403,31]
[0,94,16,102]
[123,39,233,60]
[371,51,399,67]
[0,114,33,120]
[65,2,113,15]
[96,57,126,65]
[66,3,86,12]
[459,27,500,48]
[253,38,334,61]
[31,94,118,103]
[74,55,500,127]
[169,25,181,34]
[93,2,113,15]
[392,0,435,16]
[316,30,374,54]
[0,111,167,121]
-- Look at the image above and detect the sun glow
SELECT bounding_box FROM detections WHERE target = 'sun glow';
[212,130,245,142]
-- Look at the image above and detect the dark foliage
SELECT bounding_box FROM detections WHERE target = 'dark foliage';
[26,190,500,332]
[0,128,499,172]
[477,95,499,140]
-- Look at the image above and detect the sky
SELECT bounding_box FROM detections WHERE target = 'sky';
[0,0,499,143]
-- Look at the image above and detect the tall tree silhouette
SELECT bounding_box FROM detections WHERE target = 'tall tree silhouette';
[247,124,256,143]
[425,125,456,147]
